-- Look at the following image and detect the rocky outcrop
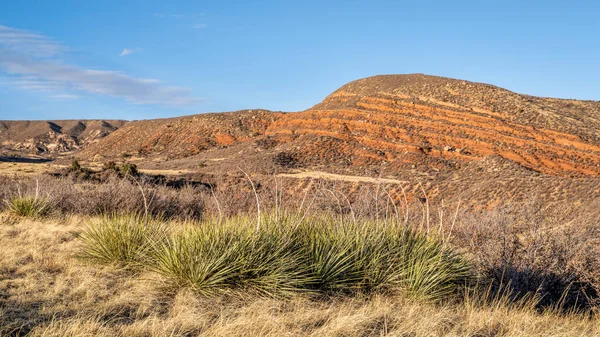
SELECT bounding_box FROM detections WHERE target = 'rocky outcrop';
[0,120,127,154]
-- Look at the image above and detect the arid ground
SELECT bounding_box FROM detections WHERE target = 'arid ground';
[1,74,600,336]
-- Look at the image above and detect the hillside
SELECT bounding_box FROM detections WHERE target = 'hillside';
[80,110,280,160]
[0,120,127,155]
[268,74,600,175]
[82,74,600,177]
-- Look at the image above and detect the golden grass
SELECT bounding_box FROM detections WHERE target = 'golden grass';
[0,214,598,336]
[0,162,67,176]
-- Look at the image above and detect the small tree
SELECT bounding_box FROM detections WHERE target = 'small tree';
[71,159,81,171]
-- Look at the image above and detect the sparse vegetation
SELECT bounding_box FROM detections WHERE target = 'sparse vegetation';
[70,159,81,171]
[120,163,139,176]
[0,174,599,335]
[78,213,472,300]
[1,213,599,336]
[273,151,299,168]
[78,213,166,267]
[102,160,117,171]
[4,179,51,217]
[5,195,50,217]
[0,175,205,219]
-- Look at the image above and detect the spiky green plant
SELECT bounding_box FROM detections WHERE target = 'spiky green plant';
[299,225,362,292]
[78,213,166,267]
[236,224,314,297]
[396,231,472,300]
[80,212,473,301]
[6,195,50,217]
[146,214,471,300]
[294,219,473,299]
[151,226,244,295]
[150,217,313,297]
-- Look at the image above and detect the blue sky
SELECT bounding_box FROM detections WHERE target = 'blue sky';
[0,0,598,120]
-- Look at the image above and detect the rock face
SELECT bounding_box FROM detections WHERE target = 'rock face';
[267,74,600,176]
[0,120,127,154]
[82,74,600,177]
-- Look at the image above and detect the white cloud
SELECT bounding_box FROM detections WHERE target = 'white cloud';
[49,93,79,100]
[0,25,200,105]
[192,24,207,29]
[0,25,64,57]
[119,47,141,56]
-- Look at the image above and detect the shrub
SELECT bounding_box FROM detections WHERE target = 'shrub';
[71,159,81,171]
[145,214,473,300]
[121,163,139,176]
[295,219,473,299]
[273,152,298,168]
[103,161,118,171]
[78,214,166,267]
[150,217,313,297]
[452,204,600,310]
[5,195,50,217]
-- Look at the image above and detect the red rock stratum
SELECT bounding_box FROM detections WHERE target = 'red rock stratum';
[268,74,600,175]
[83,74,600,176]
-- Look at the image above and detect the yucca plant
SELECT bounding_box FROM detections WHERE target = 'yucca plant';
[78,213,166,267]
[237,225,314,297]
[300,226,363,292]
[81,211,473,301]
[150,226,246,295]
[6,195,50,217]
[396,231,473,301]
[150,218,313,297]
[5,179,51,217]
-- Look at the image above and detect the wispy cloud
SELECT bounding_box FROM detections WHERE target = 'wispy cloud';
[49,93,79,100]
[192,24,207,29]
[0,25,64,57]
[0,25,199,105]
[119,47,141,56]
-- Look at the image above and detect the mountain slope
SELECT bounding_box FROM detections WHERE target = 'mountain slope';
[267,74,600,175]
[82,74,600,176]
[0,120,127,154]
[80,110,281,159]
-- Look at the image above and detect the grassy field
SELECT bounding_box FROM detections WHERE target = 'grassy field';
[0,214,599,336]
[0,171,599,336]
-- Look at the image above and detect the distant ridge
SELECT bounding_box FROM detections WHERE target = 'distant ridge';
[53,74,600,176]
[0,120,127,154]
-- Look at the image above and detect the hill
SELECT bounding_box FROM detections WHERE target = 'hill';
[0,119,127,155]
[80,110,279,160]
[267,74,600,176]
[82,74,600,177]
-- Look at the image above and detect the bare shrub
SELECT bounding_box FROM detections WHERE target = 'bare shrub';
[0,175,205,220]
[452,203,600,310]
[273,152,299,168]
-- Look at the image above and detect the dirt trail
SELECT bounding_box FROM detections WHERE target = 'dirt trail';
[278,171,406,184]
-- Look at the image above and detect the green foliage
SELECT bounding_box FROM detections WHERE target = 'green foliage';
[78,214,165,267]
[295,219,473,299]
[103,161,118,171]
[71,159,81,171]
[150,218,313,297]
[5,195,50,217]
[120,163,139,176]
[79,213,473,301]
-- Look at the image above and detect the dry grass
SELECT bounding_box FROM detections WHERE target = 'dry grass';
[1,215,598,336]
[0,175,205,220]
